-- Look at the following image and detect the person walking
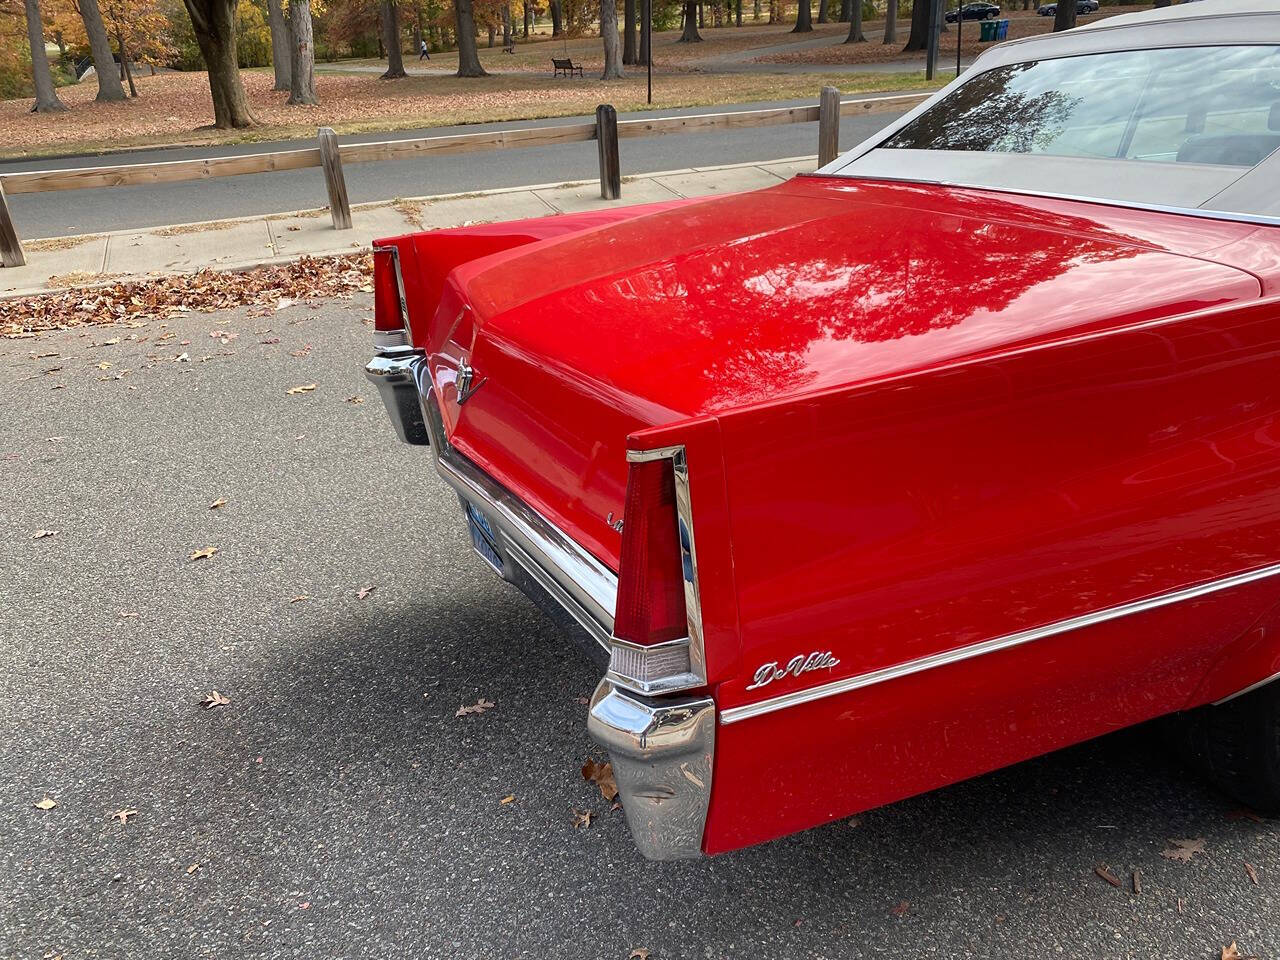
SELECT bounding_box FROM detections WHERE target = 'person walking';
[419,39,430,60]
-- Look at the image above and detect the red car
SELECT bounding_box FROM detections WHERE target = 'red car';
[366,2,1280,859]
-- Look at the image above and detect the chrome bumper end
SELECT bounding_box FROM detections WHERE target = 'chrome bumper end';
[364,348,430,446]
[588,679,715,861]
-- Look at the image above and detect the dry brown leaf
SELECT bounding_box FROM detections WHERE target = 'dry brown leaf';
[571,807,593,829]
[889,900,910,917]
[1245,862,1260,886]
[1162,837,1207,863]
[208,498,227,510]
[628,950,650,960]
[201,690,231,709]
[1132,868,1142,894]
[345,396,365,404]
[189,547,218,561]
[1223,944,1243,960]
[31,529,58,540]
[33,796,58,811]
[111,808,139,825]
[500,794,516,805]
[356,585,376,599]
[286,383,317,395]
[456,698,495,717]
[581,758,619,802]
[1094,865,1122,888]
[187,863,201,875]
[289,595,309,603]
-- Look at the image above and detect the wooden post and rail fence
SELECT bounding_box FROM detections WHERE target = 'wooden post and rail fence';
[0,88,926,270]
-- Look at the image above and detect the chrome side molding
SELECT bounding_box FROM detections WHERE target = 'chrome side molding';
[588,679,715,861]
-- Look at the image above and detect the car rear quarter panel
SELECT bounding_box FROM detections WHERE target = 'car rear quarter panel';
[703,296,1280,853]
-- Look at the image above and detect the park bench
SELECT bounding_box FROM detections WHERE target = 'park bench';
[552,58,584,78]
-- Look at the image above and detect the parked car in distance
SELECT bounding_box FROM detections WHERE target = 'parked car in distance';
[947,2,1001,21]
[1040,0,1100,14]
[365,0,1280,860]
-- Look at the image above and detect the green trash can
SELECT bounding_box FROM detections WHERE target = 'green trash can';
[979,19,997,41]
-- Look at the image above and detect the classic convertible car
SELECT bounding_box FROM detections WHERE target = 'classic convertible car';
[366,0,1280,859]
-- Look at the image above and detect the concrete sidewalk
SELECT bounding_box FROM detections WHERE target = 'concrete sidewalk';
[1,156,816,299]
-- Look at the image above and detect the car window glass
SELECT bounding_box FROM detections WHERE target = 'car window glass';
[880,46,1280,168]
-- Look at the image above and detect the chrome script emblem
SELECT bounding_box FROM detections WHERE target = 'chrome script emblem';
[455,358,487,405]
[746,651,840,691]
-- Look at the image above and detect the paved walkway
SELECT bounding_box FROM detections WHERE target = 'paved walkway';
[1,156,815,298]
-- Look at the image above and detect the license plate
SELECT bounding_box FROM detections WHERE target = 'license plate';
[466,503,504,574]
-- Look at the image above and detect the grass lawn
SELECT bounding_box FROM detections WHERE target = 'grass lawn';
[0,22,945,160]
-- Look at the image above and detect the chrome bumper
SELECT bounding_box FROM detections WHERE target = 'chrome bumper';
[364,346,717,860]
[588,680,715,860]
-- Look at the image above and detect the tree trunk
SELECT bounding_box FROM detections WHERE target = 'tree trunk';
[267,0,290,90]
[78,0,126,101]
[903,0,930,51]
[844,0,863,40]
[454,0,489,74]
[883,0,897,42]
[600,0,622,77]
[679,0,701,39]
[286,0,319,104]
[816,0,828,23]
[1053,0,1075,30]
[736,0,742,26]
[623,0,637,64]
[54,28,65,58]
[523,1,531,36]
[792,0,811,31]
[116,29,137,95]
[382,0,407,76]
[501,2,510,44]
[698,1,704,26]
[839,0,850,21]
[24,0,67,112]
[550,0,562,35]
[183,0,256,126]
[413,3,423,50]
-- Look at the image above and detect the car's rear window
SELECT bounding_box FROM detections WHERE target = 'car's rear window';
[882,45,1280,168]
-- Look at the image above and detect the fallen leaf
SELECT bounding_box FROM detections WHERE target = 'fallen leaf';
[1162,837,1207,863]
[33,796,58,811]
[289,595,309,603]
[1223,944,1242,960]
[275,297,298,311]
[1245,862,1260,886]
[500,794,516,805]
[187,863,200,875]
[356,585,376,599]
[286,383,317,395]
[1132,868,1142,894]
[189,547,218,561]
[889,900,910,917]
[110,808,139,825]
[299,901,310,910]
[581,758,619,802]
[31,529,58,540]
[456,698,495,717]
[345,395,365,404]
[208,497,227,510]
[571,807,593,829]
[201,690,231,709]
[1094,865,1122,888]
[96,361,111,370]
[628,950,650,960]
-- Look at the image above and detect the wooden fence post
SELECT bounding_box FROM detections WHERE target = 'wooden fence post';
[596,104,621,201]
[318,127,352,230]
[818,86,840,169]
[0,179,25,268]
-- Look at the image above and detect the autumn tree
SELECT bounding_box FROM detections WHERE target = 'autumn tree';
[286,0,317,101]
[23,0,67,110]
[452,0,485,73]
[1053,0,1074,31]
[381,0,405,74]
[599,0,619,77]
[75,0,127,99]
[677,0,697,39]
[843,0,861,41]
[882,0,895,42]
[791,0,810,31]
[903,0,929,51]
[266,0,288,88]
[182,0,257,126]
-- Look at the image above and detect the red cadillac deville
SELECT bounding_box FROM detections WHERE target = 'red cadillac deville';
[365,1,1280,859]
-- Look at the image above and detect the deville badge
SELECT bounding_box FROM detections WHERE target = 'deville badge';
[745,651,841,691]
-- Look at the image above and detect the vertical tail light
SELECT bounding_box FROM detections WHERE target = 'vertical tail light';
[608,452,702,694]
[372,246,408,337]
[614,458,688,646]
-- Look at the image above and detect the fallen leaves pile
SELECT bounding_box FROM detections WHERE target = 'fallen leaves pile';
[0,255,372,339]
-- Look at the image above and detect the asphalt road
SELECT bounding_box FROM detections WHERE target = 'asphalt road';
[0,99,907,240]
[3,300,1280,959]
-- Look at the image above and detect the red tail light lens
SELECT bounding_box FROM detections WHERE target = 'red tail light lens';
[613,458,688,646]
[373,247,406,334]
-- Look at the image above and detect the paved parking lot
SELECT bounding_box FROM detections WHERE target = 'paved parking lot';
[3,299,1280,959]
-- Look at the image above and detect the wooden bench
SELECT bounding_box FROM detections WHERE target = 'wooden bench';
[552,58,583,78]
